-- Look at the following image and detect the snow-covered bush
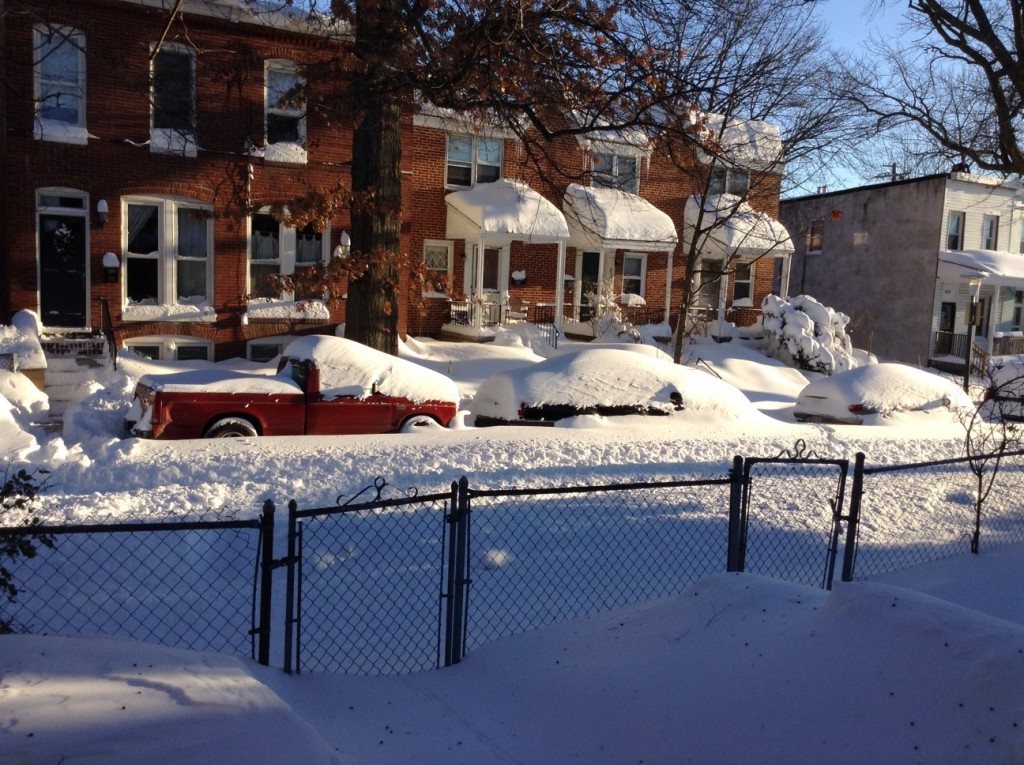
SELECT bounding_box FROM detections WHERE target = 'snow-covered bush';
[587,281,641,343]
[760,294,857,375]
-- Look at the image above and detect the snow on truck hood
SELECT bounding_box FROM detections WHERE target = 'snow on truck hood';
[284,335,460,403]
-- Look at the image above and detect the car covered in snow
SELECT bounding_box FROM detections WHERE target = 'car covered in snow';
[125,335,460,439]
[472,346,756,425]
[983,357,1024,421]
[792,363,974,425]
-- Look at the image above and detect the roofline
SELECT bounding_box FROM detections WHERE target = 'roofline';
[781,173,950,204]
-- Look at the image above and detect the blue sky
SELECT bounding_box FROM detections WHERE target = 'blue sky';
[816,0,906,53]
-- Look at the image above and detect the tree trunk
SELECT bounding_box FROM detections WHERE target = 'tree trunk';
[344,0,403,355]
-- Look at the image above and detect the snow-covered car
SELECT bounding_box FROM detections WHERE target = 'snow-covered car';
[472,346,755,425]
[792,363,974,425]
[983,358,1024,421]
[125,335,459,439]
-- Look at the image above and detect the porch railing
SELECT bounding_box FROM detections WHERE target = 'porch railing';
[993,334,1024,356]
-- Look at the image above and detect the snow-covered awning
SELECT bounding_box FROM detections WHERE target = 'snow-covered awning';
[937,249,1024,287]
[693,114,784,171]
[684,194,794,258]
[445,179,569,245]
[562,184,677,251]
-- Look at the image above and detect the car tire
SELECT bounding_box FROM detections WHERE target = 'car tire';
[204,417,259,438]
[400,415,442,433]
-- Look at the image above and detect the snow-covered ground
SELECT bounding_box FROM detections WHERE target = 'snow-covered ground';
[1,324,1022,764]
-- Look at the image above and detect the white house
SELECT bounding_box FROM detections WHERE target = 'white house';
[780,170,1024,369]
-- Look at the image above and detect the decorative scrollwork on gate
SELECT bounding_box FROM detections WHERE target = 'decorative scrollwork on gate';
[772,438,822,460]
[336,476,420,507]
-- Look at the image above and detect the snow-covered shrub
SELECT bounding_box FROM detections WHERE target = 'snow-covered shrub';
[760,294,857,375]
[587,281,641,343]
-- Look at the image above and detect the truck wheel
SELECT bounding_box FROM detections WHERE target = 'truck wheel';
[204,417,259,438]
[400,415,442,433]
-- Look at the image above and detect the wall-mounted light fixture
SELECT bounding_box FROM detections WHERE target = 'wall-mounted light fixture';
[96,199,109,227]
[333,230,351,258]
[102,251,120,283]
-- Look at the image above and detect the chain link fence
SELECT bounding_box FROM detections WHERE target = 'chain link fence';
[4,448,1024,676]
[0,514,270,660]
[463,477,732,652]
[847,450,1024,579]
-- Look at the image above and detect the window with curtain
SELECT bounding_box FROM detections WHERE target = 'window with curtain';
[248,211,327,299]
[125,198,212,306]
[592,152,639,193]
[265,61,305,145]
[446,135,502,187]
[622,254,645,295]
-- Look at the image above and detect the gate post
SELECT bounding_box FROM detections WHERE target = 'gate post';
[256,500,275,666]
[444,477,470,667]
[841,453,865,582]
[283,499,299,674]
[727,455,744,572]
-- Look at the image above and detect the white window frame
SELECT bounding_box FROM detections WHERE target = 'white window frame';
[946,210,965,250]
[33,25,87,142]
[248,209,329,300]
[732,260,754,306]
[621,252,647,297]
[124,336,213,362]
[247,336,293,363]
[591,151,640,193]
[445,134,503,188]
[423,240,453,297]
[982,214,1000,250]
[150,43,197,156]
[709,166,750,196]
[123,196,213,311]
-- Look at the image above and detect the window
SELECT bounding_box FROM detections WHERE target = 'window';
[592,152,640,193]
[125,336,212,361]
[34,25,86,139]
[622,253,646,296]
[248,338,292,362]
[151,45,196,155]
[265,61,305,147]
[709,167,749,196]
[446,135,502,187]
[946,211,965,250]
[732,261,753,304]
[423,240,452,294]
[771,257,785,295]
[982,215,1000,250]
[807,221,824,253]
[248,211,327,298]
[125,198,212,307]
[1013,291,1024,331]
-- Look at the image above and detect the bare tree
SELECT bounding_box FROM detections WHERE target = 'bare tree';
[844,0,1024,177]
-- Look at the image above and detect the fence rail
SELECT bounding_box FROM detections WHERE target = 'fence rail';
[3,447,1023,676]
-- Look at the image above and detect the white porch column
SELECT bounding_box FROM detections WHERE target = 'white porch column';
[473,235,486,330]
[554,241,567,330]
[664,248,674,324]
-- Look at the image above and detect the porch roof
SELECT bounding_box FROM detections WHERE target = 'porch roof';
[938,249,1024,286]
[562,183,678,251]
[683,194,794,257]
[445,179,569,245]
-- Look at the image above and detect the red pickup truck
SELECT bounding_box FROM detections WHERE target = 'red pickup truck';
[125,335,460,439]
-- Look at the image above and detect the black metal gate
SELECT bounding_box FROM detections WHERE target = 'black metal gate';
[283,479,460,675]
[731,441,851,589]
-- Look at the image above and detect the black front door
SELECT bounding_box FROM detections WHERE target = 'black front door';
[39,214,88,327]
